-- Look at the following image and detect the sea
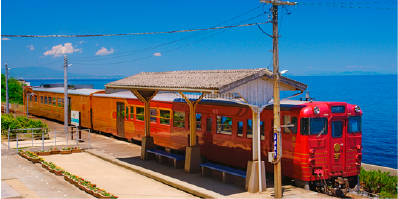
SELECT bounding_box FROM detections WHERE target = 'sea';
[27,75,398,169]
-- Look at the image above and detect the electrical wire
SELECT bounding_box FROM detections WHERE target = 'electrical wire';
[298,1,397,9]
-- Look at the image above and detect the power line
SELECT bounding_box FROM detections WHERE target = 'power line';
[2,22,267,38]
[298,1,397,9]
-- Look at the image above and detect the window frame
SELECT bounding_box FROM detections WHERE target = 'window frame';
[216,116,232,135]
[206,118,212,132]
[237,121,244,137]
[246,119,253,138]
[136,106,145,121]
[159,109,171,126]
[332,121,343,138]
[300,117,328,136]
[348,116,362,133]
[173,111,186,128]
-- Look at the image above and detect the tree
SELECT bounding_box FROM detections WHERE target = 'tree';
[1,74,24,104]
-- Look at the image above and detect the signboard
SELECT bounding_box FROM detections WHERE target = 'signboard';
[331,106,345,113]
[71,110,80,126]
[273,132,277,159]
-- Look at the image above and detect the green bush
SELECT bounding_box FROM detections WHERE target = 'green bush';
[359,167,398,198]
[1,74,24,105]
[1,114,48,137]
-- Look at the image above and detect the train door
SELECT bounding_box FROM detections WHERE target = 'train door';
[329,117,346,177]
[116,102,125,137]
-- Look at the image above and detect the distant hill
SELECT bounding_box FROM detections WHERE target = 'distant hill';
[2,66,125,80]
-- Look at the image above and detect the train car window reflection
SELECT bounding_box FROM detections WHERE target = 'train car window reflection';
[48,97,52,105]
[206,118,212,132]
[126,107,129,120]
[34,95,37,102]
[44,97,48,105]
[117,105,120,118]
[247,119,252,138]
[283,115,291,134]
[196,114,201,130]
[160,110,170,125]
[260,121,265,140]
[301,117,328,135]
[41,96,43,104]
[136,107,144,121]
[348,116,362,133]
[61,98,64,107]
[217,116,232,135]
[173,111,185,128]
[53,97,56,106]
[57,98,61,107]
[237,121,243,137]
[332,121,343,138]
[291,117,298,134]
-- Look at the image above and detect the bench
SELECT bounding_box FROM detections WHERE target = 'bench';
[146,149,185,169]
[199,162,246,183]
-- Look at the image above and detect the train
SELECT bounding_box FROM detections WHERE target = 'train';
[24,85,362,192]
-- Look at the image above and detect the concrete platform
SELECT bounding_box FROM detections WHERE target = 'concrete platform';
[1,181,22,199]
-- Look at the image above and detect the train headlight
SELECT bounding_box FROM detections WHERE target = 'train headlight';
[354,105,361,113]
[313,107,320,114]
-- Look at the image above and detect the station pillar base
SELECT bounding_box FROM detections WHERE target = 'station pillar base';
[141,136,155,160]
[184,146,201,173]
[246,161,266,193]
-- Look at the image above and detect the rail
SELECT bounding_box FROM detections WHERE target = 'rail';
[6,127,91,151]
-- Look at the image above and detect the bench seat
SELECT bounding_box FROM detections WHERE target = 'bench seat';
[146,149,185,169]
[199,162,246,183]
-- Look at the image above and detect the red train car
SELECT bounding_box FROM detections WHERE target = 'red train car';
[26,87,363,188]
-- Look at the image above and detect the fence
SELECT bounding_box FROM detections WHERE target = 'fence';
[1,102,24,114]
[7,126,91,151]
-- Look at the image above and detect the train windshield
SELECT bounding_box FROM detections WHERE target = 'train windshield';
[300,117,328,135]
[348,116,362,133]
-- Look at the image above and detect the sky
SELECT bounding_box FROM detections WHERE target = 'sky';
[1,0,397,77]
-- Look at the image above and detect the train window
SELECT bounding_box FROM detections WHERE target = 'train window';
[160,110,170,125]
[126,107,129,120]
[29,95,32,102]
[237,121,243,137]
[57,98,62,107]
[44,97,48,105]
[291,117,298,134]
[300,117,328,135]
[332,121,343,138]
[48,97,52,105]
[130,106,134,119]
[136,107,144,121]
[348,116,362,133]
[34,96,37,102]
[41,96,43,104]
[283,115,291,134]
[61,98,64,107]
[206,118,212,132]
[52,98,56,106]
[196,114,201,130]
[150,108,157,123]
[260,121,265,140]
[173,111,185,128]
[217,116,232,135]
[117,104,120,118]
[247,119,252,138]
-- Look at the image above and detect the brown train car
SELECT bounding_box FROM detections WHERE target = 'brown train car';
[25,87,103,128]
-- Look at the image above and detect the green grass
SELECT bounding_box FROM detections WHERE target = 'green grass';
[359,167,398,198]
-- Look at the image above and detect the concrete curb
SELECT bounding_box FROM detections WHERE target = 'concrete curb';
[362,163,397,176]
[84,150,216,199]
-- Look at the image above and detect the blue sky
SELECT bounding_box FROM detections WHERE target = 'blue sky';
[1,0,397,76]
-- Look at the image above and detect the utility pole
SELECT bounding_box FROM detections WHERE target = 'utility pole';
[260,0,296,198]
[63,55,68,135]
[5,63,9,114]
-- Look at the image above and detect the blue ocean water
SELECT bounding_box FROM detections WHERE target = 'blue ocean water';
[27,79,118,89]
[27,75,398,168]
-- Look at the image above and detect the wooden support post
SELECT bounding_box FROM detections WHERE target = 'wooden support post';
[131,90,158,160]
[179,92,205,173]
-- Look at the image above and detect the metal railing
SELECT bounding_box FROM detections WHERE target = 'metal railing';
[7,127,91,151]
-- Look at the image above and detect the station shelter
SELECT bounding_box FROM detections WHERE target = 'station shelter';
[105,68,307,193]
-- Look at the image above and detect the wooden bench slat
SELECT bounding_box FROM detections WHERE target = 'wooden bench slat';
[199,162,246,178]
[146,149,185,161]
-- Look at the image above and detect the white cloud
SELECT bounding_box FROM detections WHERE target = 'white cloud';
[95,47,114,56]
[43,43,80,57]
[26,45,35,51]
[153,53,161,56]
[2,38,11,40]
[77,40,85,44]
[95,44,98,46]
[74,48,82,53]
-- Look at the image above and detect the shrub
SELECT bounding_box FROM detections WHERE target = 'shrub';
[359,167,398,198]
[1,114,48,137]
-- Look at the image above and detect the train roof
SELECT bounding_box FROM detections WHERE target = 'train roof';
[32,87,103,96]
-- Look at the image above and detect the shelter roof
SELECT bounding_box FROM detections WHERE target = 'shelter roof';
[105,68,307,93]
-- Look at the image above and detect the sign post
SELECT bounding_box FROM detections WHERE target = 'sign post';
[71,110,81,141]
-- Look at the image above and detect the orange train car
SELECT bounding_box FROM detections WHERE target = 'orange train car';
[26,87,363,187]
